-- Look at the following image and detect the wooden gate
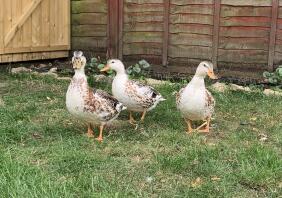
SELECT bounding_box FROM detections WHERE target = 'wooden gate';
[0,0,70,63]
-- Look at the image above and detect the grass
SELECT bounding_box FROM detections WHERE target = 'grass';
[0,73,281,197]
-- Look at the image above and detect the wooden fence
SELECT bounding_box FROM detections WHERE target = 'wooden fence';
[0,0,70,63]
[71,0,282,78]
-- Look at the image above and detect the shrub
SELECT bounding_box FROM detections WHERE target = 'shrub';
[263,66,282,86]
[87,57,151,79]
[126,59,151,79]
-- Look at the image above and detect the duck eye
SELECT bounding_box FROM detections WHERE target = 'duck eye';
[111,61,114,63]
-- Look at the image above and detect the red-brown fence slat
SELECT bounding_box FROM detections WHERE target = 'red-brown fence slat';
[212,0,221,70]
[268,0,279,71]
[162,0,170,66]
[118,0,124,60]
[107,0,119,58]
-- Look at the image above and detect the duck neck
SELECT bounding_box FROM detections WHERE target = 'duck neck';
[115,68,128,79]
[73,68,88,88]
[74,68,86,78]
[190,74,205,88]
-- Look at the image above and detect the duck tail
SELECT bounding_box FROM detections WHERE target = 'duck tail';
[116,102,127,112]
[157,95,166,102]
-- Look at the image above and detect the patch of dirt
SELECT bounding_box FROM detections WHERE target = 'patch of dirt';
[239,180,267,192]
[0,82,9,97]
[0,98,4,107]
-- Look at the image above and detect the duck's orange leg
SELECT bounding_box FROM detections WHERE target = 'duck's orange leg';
[87,123,94,138]
[140,110,147,122]
[185,119,193,134]
[96,124,104,142]
[196,122,208,131]
[129,111,136,125]
[198,118,210,133]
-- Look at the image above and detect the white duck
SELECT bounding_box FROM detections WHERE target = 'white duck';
[66,51,126,141]
[101,59,165,124]
[176,61,217,133]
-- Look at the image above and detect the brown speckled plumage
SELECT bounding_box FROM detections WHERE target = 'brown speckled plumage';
[176,87,184,107]
[125,80,160,109]
[204,89,215,119]
[176,87,215,121]
[85,89,123,121]
[67,74,124,123]
[66,51,125,141]
[175,61,217,133]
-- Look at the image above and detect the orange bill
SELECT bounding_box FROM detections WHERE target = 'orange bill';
[207,70,218,79]
[100,64,110,72]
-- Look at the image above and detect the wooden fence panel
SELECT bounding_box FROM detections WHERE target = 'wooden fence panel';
[122,0,164,64]
[168,0,214,66]
[0,0,70,63]
[71,0,107,57]
[218,0,272,70]
[73,0,282,77]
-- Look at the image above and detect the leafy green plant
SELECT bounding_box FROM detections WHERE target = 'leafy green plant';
[87,57,151,79]
[263,66,282,86]
[126,59,151,78]
[86,57,114,76]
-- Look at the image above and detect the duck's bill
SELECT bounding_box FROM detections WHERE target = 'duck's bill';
[100,65,110,72]
[207,70,218,79]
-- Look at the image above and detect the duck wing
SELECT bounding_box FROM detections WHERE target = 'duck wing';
[85,88,125,122]
[126,80,164,108]
[205,89,215,113]
[176,87,185,108]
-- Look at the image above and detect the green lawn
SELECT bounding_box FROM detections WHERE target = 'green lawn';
[0,73,281,197]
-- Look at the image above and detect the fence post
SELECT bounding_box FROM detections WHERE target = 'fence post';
[118,0,124,60]
[268,0,279,72]
[107,0,119,58]
[212,0,221,70]
[162,0,170,66]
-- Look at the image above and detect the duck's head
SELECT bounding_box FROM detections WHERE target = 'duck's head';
[100,59,125,74]
[195,61,218,79]
[72,51,86,70]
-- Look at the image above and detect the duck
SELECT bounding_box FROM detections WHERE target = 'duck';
[66,51,126,141]
[100,59,165,124]
[176,61,217,134]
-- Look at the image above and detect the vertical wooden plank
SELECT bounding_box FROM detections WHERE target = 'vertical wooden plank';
[162,0,170,66]
[2,0,13,62]
[31,0,42,60]
[32,0,41,47]
[22,0,32,48]
[22,0,32,61]
[107,0,119,58]
[57,0,64,45]
[107,0,111,58]
[268,0,279,71]
[42,0,50,58]
[118,0,124,60]
[42,0,50,46]
[65,0,71,49]
[60,0,70,58]
[12,0,23,47]
[12,0,23,61]
[212,0,221,70]
[50,0,57,47]
[0,0,4,62]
